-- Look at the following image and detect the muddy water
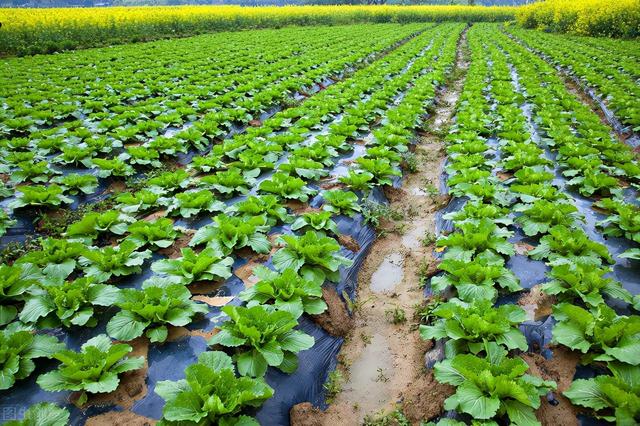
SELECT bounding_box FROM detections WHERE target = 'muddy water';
[370,252,405,292]
[338,333,394,412]
[401,220,431,250]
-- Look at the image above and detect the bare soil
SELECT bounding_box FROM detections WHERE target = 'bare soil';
[522,346,581,426]
[86,411,156,426]
[311,286,354,337]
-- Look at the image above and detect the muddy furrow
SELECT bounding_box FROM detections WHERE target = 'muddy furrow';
[289,26,470,426]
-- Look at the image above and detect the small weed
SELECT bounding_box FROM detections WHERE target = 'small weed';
[375,368,389,383]
[417,258,436,289]
[406,205,419,218]
[401,152,418,173]
[415,296,445,325]
[423,182,439,197]
[421,231,436,247]
[323,370,343,404]
[360,332,372,345]
[35,198,113,238]
[362,200,403,230]
[342,291,374,315]
[0,237,41,264]
[363,408,411,426]
[393,222,408,236]
[384,306,407,324]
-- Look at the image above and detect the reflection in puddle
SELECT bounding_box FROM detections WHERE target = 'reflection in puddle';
[340,333,394,418]
[370,253,404,293]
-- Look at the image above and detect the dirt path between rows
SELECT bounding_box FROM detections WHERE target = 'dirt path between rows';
[290,27,470,426]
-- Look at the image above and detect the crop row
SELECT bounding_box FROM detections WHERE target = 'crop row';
[0,23,427,238]
[422,23,639,426]
[507,26,640,130]
[0,23,463,424]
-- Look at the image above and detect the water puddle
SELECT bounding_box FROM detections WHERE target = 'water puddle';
[401,220,429,250]
[370,252,404,292]
[339,333,394,416]
[410,187,429,196]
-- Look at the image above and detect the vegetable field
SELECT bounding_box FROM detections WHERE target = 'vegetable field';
[0,13,639,426]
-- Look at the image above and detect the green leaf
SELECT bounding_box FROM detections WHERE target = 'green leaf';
[84,371,120,393]
[452,382,501,419]
[280,330,315,353]
[146,326,169,343]
[163,390,207,422]
[563,378,609,410]
[236,351,268,378]
[106,310,149,341]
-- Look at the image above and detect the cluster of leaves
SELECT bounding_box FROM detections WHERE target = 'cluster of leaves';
[435,342,556,424]
[209,305,315,377]
[155,351,273,425]
[107,282,208,343]
[37,334,145,405]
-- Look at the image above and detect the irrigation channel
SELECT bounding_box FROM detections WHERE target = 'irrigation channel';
[0,22,638,426]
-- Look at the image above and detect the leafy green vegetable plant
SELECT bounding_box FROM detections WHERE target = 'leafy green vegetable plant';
[65,210,135,243]
[167,190,226,218]
[16,238,85,279]
[238,266,327,319]
[107,283,207,343]
[436,218,515,262]
[541,263,632,308]
[199,167,256,196]
[151,247,234,285]
[552,303,640,366]
[0,263,41,325]
[125,218,180,250]
[529,225,613,266]
[322,190,361,217]
[258,172,316,202]
[420,298,528,357]
[51,173,99,195]
[272,231,353,284]
[19,277,120,328]
[4,402,70,426]
[563,362,640,424]
[9,185,72,209]
[291,211,338,235]
[79,240,152,283]
[116,189,167,214]
[338,170,375,191]
[155,351,273,426]
[226,195,292,226]
[189,214,271,254]
[434,342,556,424]
[513,200,582,236]
[431,252,521,302]
[37,334,145,406]
[209,305,315,377]
[0,326,65,390]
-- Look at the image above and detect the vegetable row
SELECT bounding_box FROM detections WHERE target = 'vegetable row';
[0,23,464,425]
[0,23,426,234]
[422,23,639,426]
[507,26,640,130]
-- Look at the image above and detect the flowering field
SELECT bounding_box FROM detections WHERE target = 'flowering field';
[0,5,515,55]
[516,0,640,38]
